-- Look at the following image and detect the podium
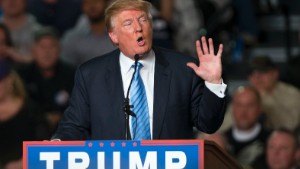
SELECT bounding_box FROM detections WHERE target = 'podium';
[204,140,243,169]
[23,140,242,169]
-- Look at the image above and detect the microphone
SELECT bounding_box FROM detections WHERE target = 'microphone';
[123,54,139,140]
[124,54,139,117]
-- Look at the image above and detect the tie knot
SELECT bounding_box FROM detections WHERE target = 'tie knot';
[132,62,143,71]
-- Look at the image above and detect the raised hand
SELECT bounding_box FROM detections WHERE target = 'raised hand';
[187,36,223,84]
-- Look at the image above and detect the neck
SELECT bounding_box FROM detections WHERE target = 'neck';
[90,21,106,36]
[265,82,278,94]
[40,67,55,78]
[126,51,151,61]
[4,14,27,30]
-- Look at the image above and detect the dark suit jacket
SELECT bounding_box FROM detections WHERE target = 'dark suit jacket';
[52,47,226,140]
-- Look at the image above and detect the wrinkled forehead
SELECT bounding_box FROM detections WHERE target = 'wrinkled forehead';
[110,9,151,29]
[268,132,297,148]
[113,9,148,21]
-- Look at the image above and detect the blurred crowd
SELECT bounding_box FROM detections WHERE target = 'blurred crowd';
[0,0,300,168]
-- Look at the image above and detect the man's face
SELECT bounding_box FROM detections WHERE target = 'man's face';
[83,0,107,23]
[249,69,278,94]
[267,132,297,169]
[232,89,261,130]
[33,36,60,70]
[108,10,153,58]
[1,0,26,17]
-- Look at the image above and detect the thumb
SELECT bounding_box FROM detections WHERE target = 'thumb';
[186,62,198,71]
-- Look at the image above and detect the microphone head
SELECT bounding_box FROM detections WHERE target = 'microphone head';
[134,54,139,61]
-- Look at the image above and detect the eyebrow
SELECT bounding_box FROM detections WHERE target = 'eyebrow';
[121,13,147,24]
[137,14,146,20]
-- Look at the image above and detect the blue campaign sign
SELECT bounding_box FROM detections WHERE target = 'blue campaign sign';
[23,140,204,169]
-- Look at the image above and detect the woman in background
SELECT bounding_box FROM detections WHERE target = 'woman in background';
[0,60,37,169]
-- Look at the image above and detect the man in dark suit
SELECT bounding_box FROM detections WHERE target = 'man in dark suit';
[52,0,227,140]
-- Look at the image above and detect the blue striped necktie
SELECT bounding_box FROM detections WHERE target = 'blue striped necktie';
[130,62,151,140]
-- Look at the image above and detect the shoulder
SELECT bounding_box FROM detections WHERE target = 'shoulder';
[16,63,36,79]
[62,28,87,44]
[278,81,300,94]
[78,49,120,74]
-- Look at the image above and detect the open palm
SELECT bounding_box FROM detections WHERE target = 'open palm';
[187,36,223,84]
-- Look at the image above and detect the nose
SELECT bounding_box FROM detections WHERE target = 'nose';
[134,20,142,32]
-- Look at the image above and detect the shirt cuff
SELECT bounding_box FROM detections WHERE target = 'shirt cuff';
[205,79,227,98]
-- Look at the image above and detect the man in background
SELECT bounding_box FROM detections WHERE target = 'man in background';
[18,27,75,139]
[61,0,116,66]
[224,86,271,168]
[0,0,41,64]
[248,56,300,131]
[266,129,299,169]
[28,0,82,36]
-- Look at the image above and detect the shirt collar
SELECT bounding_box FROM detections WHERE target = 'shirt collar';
[120,50,155,74]
[232,123,262,142]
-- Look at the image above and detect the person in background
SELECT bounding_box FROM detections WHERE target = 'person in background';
[223,86,271,168]
[170,0,203,56]
[27,0,82,36]
[0,23,15,59]
[0,59,37,169]
[61,0,116,66]
[266,129,300,169]
[146,0,173,23]
[18,27,75,139]
[147,2,173,50]
[0,0,41,64]
[296,128,300,168]
[248,56,300,131]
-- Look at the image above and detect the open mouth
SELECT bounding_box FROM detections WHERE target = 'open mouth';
[137,37,145,46]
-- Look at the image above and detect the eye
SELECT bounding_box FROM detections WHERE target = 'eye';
[139,16,148,23]
[123,20,132,26]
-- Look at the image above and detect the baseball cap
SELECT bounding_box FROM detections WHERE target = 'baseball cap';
[249,56,277,73]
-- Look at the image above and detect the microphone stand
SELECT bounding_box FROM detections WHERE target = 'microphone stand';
[123,54,139,140]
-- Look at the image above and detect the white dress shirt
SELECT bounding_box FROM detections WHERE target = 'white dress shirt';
[119,50,227,139]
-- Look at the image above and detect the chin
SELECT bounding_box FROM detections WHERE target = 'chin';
[136,48,151,55]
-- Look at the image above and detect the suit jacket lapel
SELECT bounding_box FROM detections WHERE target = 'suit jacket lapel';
[152,47,172,139]
[104,50,127,138]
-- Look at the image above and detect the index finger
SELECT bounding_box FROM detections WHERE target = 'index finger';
[216,44,223,58]
[196,40,203,59]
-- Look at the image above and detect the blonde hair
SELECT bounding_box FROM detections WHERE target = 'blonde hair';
[10,71,26,100]
[105,0,152,31]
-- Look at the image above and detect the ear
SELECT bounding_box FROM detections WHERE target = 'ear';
[108,31,118,45]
